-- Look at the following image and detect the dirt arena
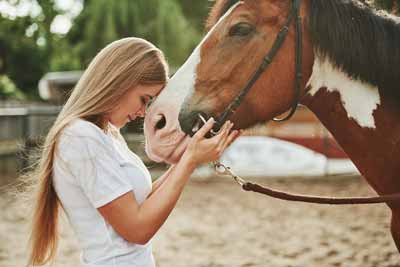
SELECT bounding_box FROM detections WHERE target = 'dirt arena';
[1,174,399,267]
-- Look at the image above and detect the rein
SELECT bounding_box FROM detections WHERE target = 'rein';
[204,0,400,205]
[213,162,400,205]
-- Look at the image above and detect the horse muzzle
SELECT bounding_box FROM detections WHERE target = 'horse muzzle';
[178,110,223,138]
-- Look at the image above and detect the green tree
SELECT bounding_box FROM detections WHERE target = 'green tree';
[0,16,48,98]
[178,0,211,32]
[374,0,400,13]
[0,74,25,100]
[67,0,201,68]
[0,0,65,99]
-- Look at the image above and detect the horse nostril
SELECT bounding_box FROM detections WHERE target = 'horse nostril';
[155,114,166,130]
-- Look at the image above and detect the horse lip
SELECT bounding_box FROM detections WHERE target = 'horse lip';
[163,136,190,164]
[147,132,189,163]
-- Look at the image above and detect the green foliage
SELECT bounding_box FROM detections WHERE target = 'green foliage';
[67,0,202,68]
[0,16,49,99]
[0,75,25,100]
[0,0,65,99]
[0,0,212,100]
[178,0,211,32]
[3,0,397,102]
[49,36,81,71]
[371,0,400,13]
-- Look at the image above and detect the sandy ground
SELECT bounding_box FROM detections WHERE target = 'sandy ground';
[1,174,399,267]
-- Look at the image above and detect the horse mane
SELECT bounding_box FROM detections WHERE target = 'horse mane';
[206,0,241,31]
[310,0,400,96]
[207,0,400,98]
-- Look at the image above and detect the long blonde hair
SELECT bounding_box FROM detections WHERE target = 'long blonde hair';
[25,37,168,266]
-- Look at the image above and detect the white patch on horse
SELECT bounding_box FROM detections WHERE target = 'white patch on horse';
[155,2,242,108]
[306,55,381,129]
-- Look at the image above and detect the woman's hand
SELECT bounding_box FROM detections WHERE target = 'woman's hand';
[181,118,240,167]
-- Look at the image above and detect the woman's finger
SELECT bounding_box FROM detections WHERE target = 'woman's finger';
[193,117,215,139]
[219,130,240,151]
[207,121,230,144]
[215,121,233,140]
[214,121,230,135]
[219,122,233,143]
[216,123,234,150]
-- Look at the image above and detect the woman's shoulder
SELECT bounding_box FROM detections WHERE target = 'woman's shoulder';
[58,118,111,155]
[63,118,105,137]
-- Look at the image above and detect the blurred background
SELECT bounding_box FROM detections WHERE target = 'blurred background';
[1,1,400,266]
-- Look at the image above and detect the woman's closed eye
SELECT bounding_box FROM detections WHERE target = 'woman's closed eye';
[140,95,155,109]
[140,96,146,106]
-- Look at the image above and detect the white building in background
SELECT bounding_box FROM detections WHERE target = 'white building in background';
[38,71,83,104]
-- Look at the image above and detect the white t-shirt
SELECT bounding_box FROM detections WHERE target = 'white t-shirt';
[53,118,155,267]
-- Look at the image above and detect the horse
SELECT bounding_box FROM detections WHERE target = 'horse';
[143,0,400,251]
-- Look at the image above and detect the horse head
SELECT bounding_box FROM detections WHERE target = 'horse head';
[144,0,314,164]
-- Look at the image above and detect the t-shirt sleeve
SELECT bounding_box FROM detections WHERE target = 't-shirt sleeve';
[57,130,133,208]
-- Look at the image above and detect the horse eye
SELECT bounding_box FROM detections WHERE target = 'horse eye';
[229,22,254,37]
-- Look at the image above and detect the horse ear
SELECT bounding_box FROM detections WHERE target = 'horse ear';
[206,0,242,31]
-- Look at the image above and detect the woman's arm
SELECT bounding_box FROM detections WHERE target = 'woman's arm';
[149,165,175,197]
[98,154,195,245]
[97,119,239,245]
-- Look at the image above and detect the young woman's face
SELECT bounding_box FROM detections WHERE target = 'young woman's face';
[108,84,164,128]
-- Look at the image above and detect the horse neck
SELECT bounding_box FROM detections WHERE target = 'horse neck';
[301,56,400,195]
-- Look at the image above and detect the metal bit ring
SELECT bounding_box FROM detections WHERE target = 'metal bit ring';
[213,161,246,186]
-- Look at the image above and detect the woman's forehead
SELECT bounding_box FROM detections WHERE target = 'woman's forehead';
[139,84,164,95]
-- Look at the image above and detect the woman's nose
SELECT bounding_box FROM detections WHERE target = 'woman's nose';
[136,105,146,117]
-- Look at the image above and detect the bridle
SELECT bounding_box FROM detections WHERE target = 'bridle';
[212,0,303,134]
[198,0,400,205]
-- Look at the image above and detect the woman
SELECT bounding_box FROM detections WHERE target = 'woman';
[26,37,239,267]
